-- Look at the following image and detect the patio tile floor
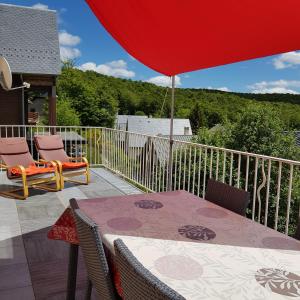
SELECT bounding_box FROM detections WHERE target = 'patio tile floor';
[0,168,142,299]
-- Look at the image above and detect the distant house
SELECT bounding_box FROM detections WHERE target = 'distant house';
[0,3,60,130]
[115,115,148,131]
[119,116,193,164]
[127,117,192,137]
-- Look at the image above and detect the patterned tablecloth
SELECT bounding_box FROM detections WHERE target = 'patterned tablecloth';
[48,190,300,300]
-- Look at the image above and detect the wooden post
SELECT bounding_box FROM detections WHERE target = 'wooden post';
[49,78,57,133]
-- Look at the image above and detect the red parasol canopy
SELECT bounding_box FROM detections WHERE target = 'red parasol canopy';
[86,0,300,76]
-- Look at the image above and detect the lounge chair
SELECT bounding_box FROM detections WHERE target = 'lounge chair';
[114,239,185,300]
[0,137,60,200]
[34,135,90,189]
[205,179,250,216]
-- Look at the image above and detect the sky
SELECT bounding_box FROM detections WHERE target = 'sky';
[2,0,300,93]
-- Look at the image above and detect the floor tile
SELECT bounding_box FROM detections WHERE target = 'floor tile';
[0,242,27,267]
[17,202,64,222]
[23,228,69,264]
[0,285,35,300]
[0,167,142,299]
[0,263,32,290]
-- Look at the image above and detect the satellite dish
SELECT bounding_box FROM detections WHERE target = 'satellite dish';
[0,56,12,90]
[0,56,30,91]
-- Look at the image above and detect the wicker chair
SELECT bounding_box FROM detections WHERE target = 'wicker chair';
[205,179,250,216]
[71,201,118,300]
[114,239,186,300]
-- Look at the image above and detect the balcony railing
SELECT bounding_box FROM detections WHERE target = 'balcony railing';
[1,125,300,235]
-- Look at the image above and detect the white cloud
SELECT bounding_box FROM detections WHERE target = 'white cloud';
[32,3,49,10]
[207,86,231,92]
[146,75,181,87]
[60,47,81,60]
[58,31,81,61]
[106,60,127,69]
[248,79,300,94]
[59,31,81,46]
[273,51,300,69]
[78,60,135,78]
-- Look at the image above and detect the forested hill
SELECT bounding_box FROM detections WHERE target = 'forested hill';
[236,92,300,105]
[56,66,300,130]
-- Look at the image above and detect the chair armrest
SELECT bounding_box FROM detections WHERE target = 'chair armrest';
[35,160,57,168]
[3,164,27,178]
[0,163,8,169]
[0,163,26,174]
[69,157,89,164]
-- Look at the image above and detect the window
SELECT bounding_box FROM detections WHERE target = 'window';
[184,127,189,135]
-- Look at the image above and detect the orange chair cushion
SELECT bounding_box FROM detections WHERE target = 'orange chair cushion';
[62,162,87,170]
[11,163,55,177]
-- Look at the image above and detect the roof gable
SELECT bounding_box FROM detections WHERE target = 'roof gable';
[0,3,60,75]
[127,118,192,136]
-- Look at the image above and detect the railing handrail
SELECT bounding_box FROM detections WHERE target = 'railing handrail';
[1,124,299,234]
[1,124,300,166]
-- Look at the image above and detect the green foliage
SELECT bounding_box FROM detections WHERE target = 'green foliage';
[196,124,233,148]
[229,106,300,160]
[192,106,300,234]
[135,111,146,116]
[57,66,300,130]
[56,64,300,235]
[56,97,81,126]
[57,68,118,127]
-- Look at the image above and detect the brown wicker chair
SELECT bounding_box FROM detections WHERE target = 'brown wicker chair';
[70,200,118,300]
[205,179,250,216]
[114,239,186,300]
[34,135,90,189]
[0,137,60,199]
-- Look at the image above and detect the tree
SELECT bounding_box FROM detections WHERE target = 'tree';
[135,111,146,116]
[228,106,300,233]
[56,68,118,127]
[56,64,300,130]
[189,102,206,130]
[56,97,81,126]
[229,105,300,160]
[195,123,233,148]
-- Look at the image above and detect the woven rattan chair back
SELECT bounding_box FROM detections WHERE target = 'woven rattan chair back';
[205,179,250,216]
[114,239,186,300]
[72,208,117,300]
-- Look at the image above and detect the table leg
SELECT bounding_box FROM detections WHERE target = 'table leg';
[66,243,79,300]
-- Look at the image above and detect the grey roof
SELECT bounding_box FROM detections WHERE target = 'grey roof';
[127,135,194,164]
[295,132,300,147]
[161,135,194,143]
[0,3,60,75]
[127,118,192,148]
[116,115,148,129]
[116,115,149,141]
[127,118,192,137]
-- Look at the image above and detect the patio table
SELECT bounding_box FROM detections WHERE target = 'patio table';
[48,190,300,300]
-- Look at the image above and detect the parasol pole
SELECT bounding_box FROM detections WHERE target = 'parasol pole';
[167,75,175,191]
